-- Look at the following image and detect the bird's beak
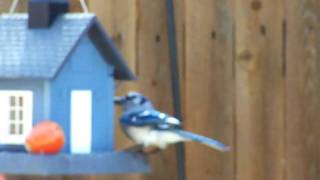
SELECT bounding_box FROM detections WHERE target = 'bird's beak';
[114,96,126,105]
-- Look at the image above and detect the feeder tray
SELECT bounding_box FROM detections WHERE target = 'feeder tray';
[0,151,150,175]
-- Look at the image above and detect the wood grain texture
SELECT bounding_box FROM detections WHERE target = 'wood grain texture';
[286,0,320,180]
[184,0,234,180]
[0,0,9,13]
[0,0,82,13]
[234,0,285,180]
[88,0,137,73]
[0,0,27,13]
[134,1,178,179]
[69,0,83,12]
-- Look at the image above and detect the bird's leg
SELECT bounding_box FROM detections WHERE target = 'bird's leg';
[142,146,162,155]
[122,144,144,153]
[122,145,162,155]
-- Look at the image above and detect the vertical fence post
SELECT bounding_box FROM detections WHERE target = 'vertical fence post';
[165,0,186,180]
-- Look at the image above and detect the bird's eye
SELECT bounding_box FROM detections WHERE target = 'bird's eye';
[140,98,147,104]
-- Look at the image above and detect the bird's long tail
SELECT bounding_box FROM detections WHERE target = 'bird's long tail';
[174,130,230,152]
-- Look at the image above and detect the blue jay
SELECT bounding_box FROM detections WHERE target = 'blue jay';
[115,91,230,152]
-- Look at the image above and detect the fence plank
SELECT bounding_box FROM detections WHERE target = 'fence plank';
[184,0,234,180]
[69,0,82,12]
[133,0,179,179]
[89,0,137,73]
[0,1,10,13]
[0,0,81,13]
[234,0,285,180]
[0,0,27,13]
[286,0,320,180]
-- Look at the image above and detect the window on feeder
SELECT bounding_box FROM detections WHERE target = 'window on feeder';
[0,91,33,144]
[9,96,25,135]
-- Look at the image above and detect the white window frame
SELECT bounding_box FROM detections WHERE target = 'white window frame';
[0,91,33,145]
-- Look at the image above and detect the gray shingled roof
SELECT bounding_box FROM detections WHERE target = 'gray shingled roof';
[0,13,135,80]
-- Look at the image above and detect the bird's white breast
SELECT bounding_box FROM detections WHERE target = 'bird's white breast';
[126,126,152,144]
[125,126,187,149]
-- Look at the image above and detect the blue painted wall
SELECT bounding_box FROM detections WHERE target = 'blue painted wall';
[50,35,115,153]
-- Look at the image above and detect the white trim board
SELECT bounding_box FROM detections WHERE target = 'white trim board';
[70,90,92,154]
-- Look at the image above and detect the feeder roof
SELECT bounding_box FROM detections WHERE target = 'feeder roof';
[0,13,135,80]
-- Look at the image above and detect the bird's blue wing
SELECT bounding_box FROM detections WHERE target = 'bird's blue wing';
[120,109,181,130]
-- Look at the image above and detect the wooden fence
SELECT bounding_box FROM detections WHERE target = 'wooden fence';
[0,0,320,180]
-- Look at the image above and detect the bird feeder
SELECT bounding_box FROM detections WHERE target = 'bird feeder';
[0,0,149,175]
